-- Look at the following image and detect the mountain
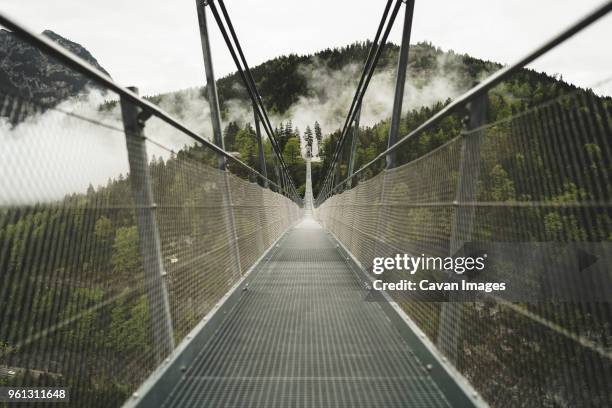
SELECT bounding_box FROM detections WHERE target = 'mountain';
[151,40,575,124]
[0,29,110,118]
[156,41,589,197]
[0,29,595,197]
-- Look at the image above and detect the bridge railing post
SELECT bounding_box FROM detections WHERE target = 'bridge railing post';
[196,0,242,276]
[274,157,282,193]
[437,91,488,363]
[335,158,342,193]
[253,101,268,188]
[197,0,225,171]
[371,0,415,270]
[347,104,361,189]
[119,87,175,363]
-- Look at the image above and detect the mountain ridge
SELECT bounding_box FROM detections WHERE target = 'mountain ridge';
[0,28,110,116]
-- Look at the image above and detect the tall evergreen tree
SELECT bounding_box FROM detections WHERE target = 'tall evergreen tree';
[274,122,284,152]
[235,124,257,168]
[285,120,293,139]
[223,122,240,151]
[314,121,322,155]
[304,125,314,158]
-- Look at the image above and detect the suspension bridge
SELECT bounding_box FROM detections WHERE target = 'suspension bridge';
[1,0,611,407]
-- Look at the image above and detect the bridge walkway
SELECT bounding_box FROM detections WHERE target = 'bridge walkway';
[160,215,452,407]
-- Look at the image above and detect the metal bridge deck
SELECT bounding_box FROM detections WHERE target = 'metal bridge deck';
[161,217,451,408]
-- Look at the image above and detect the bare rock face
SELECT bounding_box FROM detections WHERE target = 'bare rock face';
[0,29,110,117]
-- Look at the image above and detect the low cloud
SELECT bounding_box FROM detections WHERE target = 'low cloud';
[0,90,128,204]
[287,49,473,155]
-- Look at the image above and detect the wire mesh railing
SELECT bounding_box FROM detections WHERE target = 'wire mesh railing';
[0,17,301,408]
[316,74,612,407]
[315,1,612,406]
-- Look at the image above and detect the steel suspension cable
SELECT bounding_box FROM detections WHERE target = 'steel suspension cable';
[336,0,395,144]
[205,0,300,199]
[215,0,283,155]
[316,0,403,203]
[212,0,294,196]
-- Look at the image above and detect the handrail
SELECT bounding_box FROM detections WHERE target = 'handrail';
[0,11,297,201]
[324,0,612,197]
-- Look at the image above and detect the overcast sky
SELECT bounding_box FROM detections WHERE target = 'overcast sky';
[2,0,612,96]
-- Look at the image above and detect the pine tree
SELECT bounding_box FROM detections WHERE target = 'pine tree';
[314,121,322,142]
[314,121,322,155]
[277,122,288,152]
[223,122,240,151]
[236,125,257,167]
[304,125,314,158]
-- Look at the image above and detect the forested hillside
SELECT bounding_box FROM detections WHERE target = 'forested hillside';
[146,41,494,194]
[316,66,601,195]
[146,40,600,198]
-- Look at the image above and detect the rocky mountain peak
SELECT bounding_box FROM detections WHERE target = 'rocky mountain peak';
[0,28,111,120]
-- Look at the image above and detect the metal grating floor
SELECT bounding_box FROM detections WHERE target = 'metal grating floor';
[162,218,451,407]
